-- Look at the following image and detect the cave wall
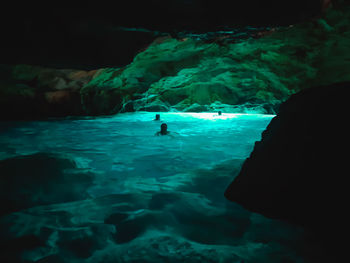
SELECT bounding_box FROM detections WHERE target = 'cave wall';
[224,80,349,261]
[1,1,350,120]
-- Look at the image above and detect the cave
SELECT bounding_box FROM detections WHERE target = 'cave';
[0,1,349,262]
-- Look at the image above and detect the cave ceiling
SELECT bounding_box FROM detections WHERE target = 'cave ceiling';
[2,0,325,69]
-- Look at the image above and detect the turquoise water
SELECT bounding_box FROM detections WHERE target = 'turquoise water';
[0,112,307,263]
[0,112,274,196]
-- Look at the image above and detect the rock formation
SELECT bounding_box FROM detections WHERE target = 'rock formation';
[224,81,349,260]
[0,65,100,120]
[1,1,350,120]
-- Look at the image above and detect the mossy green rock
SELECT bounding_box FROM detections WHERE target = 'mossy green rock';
[81,4,350,115]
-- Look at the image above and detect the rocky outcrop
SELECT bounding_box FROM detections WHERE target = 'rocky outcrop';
[53,3,350,117]
[224,82,349,259]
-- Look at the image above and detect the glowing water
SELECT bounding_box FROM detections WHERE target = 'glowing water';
[0,112,273,196]
[0,113,307,263]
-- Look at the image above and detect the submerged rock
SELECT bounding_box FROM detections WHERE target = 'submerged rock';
[0,153,93,215]
[224,81,349,260]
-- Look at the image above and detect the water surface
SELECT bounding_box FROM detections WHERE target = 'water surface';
[0,113,307,263]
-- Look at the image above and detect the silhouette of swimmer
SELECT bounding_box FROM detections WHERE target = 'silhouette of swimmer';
[156,123,169,136]
[155,123,179,137]
[218,111,222,116]
[154,114,161,121]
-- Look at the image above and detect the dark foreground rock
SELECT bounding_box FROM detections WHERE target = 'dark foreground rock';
[224,82,349,260]
[0,153,93,216]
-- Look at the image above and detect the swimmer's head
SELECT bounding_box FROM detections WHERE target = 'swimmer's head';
[155,114,160,120]
[218,111,222,115]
